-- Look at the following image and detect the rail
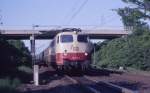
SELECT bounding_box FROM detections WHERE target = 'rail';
[65,75,136,93]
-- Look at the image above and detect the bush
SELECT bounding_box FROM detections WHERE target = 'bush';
[0,39,32,92]
[93,29,150,71]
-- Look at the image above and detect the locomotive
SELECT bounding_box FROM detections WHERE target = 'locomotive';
[37,28,93,70]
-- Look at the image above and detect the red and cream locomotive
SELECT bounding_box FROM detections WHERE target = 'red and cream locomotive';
[38,29,93,70]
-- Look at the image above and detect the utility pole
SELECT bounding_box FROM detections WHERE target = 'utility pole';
[30,27,39,86]
[93,43,96,66]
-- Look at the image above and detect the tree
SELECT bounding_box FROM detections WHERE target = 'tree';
[92,0,150,70]
[8,40,31,66]
[117,0,150,30]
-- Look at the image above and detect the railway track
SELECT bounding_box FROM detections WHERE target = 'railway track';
[65,75,135,93]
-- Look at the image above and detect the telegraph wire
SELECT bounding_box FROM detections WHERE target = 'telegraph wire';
[67,0,89,25]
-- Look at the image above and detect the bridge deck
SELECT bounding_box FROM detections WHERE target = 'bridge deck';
[0,29,130,39]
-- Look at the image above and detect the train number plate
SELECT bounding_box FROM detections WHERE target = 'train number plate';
[71,45,79,51]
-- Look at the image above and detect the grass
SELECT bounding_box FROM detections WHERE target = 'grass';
[18,65,32,74]
[0,66,32,93]
[0,78,21,93]
[126,67,150,76]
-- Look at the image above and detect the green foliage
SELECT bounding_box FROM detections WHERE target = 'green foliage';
[18,66,32,74]
[0,39,32,92]
[8,40,30,55]
[93,29,150,71]
[117,0,150,30]
[0,39,32,75]
[8,40,32,67]
[94,0,150,71]
[0,78,21,93]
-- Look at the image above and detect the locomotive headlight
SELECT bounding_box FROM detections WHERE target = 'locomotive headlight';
[63,50,67,56]
[85,52,88,56]
[73,31,77,34]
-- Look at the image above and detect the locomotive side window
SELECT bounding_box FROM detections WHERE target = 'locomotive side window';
[57,36,59,43]
[77,35,88,42]
[61,35,73,43]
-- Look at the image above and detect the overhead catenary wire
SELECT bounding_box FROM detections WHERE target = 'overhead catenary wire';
[0,10,3,25]
[93,14,119,29]
[67,0,89,25]
[63,0,82,25]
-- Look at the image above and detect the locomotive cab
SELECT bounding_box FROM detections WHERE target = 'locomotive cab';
[56,31,92,70]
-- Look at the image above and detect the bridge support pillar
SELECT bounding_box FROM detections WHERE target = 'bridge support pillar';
[30,34,39,86]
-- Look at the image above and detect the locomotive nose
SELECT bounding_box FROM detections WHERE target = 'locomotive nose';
[63,52,88,61]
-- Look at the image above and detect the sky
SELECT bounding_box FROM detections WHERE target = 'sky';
[0,0,126,53]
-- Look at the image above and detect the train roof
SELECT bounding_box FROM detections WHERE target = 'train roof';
[57,31,79,35]
[61,28,81,32]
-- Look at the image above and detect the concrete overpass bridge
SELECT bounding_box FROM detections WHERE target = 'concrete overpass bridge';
[0,28,131,39]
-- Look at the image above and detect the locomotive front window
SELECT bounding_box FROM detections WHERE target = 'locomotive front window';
[61,35,73,43]
[77,35,88,42]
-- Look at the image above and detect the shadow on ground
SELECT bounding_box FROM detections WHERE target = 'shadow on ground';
[39,70,62,85]
[62,67,123,77]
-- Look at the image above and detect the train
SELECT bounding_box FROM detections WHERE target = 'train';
[37,28,93,70]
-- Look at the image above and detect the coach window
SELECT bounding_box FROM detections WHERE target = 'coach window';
[77,35,88,42]
[61,35,73,43]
